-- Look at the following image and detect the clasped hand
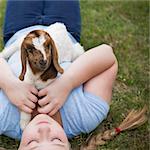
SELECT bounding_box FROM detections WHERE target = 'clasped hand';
[4,76,73,116]
[37,77,73,116]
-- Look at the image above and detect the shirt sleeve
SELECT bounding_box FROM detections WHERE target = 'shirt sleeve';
[0,90,22,140]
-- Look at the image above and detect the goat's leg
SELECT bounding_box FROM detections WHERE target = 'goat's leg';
[71,43,84,61]
[20,73,34,130]
[0,37,24,59]
[20,111,31,130]
[20,77,32,130]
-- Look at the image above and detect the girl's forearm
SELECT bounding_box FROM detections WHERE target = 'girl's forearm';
[0,58,17,89]
[59,44,116,89]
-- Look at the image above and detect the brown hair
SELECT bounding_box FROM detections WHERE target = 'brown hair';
[79,106,147,150]
[0,147,7,150]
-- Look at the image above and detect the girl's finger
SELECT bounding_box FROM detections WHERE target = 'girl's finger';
[28,93,38,103]
[25,99,36,109]
[38,102,55,114]
[49,105,60,116]
[21,105,33,114]
[30,86,38,95]
[38,88,47,97]
[38,96,50,106]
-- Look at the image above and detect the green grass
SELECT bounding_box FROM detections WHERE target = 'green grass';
[0,0,5,50]
[0,0,149,150]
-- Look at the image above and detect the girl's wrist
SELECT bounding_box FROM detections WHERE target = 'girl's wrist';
[58,74,75,92]
[2,76,19,91]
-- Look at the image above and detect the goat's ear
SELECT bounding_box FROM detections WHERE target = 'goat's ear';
[19,44,27,81]
[51,39,64,74]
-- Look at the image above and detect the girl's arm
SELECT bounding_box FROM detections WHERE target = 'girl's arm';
[0,58,18,89]
[38,44,116,115]
[0,58,38,113]
[60,44,116,88]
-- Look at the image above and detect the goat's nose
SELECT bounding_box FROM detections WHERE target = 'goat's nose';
[39,60,47,66]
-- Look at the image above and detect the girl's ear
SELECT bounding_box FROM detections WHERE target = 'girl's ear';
[19,44,27,81]
[50,38,64,74]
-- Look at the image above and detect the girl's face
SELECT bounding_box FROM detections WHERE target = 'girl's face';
[19,114,69,150]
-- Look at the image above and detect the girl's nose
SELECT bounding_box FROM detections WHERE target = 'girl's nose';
[38,125,51,140]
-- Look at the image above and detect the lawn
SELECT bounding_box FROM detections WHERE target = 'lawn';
[0,0,149,150]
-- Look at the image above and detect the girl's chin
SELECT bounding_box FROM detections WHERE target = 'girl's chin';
[31,114,52,124]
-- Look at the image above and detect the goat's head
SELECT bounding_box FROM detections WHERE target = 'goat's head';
[19,30,63,81]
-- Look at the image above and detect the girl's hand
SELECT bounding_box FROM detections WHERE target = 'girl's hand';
[3,78,38,113]
[37,77,73,116]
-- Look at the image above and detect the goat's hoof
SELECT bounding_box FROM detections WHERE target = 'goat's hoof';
[20,120,29,130]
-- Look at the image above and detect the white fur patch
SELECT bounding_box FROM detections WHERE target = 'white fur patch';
[32,35,47,60]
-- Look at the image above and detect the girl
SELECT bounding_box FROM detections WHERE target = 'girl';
[0,1,118,149]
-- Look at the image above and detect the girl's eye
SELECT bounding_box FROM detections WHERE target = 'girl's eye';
[28,140,38,145]
[52,138,62,142]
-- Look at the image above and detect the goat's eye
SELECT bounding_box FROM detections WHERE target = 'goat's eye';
[28,49,33,53]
